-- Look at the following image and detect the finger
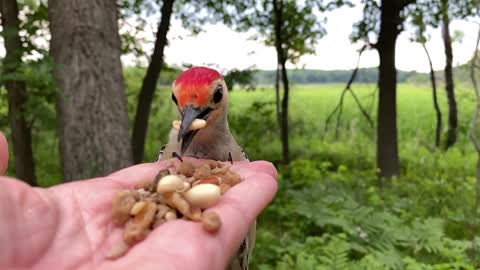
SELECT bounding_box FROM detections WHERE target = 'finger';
[208,161,278,258]
[0,132,9,175]
[233,160,278,179]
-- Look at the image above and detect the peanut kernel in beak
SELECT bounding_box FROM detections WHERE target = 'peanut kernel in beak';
[171,119,207,131]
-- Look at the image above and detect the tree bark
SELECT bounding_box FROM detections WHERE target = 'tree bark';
[49,0,132,181]
[274,63,281,127]
[441,0,457,149]
[132,0,175,164]
[376,0,401,180]
[279,60,290,164]
[422,43,442,148]
[0,0,37,185]
[273,0,290,163]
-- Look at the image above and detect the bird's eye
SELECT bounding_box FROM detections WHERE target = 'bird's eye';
[171,93,178,105]
[213,85,223,104]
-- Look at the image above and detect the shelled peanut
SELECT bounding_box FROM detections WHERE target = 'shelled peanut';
[106,160,242,259]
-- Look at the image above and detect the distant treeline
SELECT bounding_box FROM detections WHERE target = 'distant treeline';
[253,66,471,85]
[253,68,421,84]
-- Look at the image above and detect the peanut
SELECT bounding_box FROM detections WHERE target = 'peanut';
[172,120,181,130]
[152,169,170,192]
[202,211,222,232]
[157,175,185,194]
[165,210,178,221]
[112,191,137,225]
[156,204,170,219]
[130,201,147,215]
[146,192,165,204]
[190,207,202,221]
[193,164,211,179]
[219,183,231,195]
[196,177,220,185]
[212,166,229,175]
[124,220,150,245]
[123,201,157,245]
[153,204,170,228]
[184,184,221,209]
[173,119,206,131]
[190,119,207,130]
[207,160,218,169]
[106,240,130,259]
[180,182,191,192]
[222,171,242,186]
[165,192,191,218]
[179,161,195,177]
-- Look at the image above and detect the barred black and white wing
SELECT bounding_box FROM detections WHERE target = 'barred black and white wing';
[240,147,249,161]
[154,144,167,162]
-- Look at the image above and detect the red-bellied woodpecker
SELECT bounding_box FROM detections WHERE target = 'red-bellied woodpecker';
[157,66,253,270]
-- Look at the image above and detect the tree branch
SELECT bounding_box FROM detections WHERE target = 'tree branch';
[347,88,374,128]
[324,44,374,137]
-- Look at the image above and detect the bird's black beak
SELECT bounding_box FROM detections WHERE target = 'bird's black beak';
[178,105,212,154]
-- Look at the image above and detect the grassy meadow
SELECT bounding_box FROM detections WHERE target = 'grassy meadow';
[5,82,480,268]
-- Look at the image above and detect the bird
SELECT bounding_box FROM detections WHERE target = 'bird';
[156,66,254,270]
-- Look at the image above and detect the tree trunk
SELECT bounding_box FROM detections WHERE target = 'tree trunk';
[280,60,290,164]
[273,0,290,163]
[422,43,442,148]
[49,0,132,181]
[132,0,175,164]
[376,0,401,180]
[0,0,37,185]
[274,63,281,127]
[441,1,457,149]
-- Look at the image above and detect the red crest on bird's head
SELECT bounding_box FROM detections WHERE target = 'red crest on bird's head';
[173,67,223,108]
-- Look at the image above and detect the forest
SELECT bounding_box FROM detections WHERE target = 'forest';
[2,0,480,269]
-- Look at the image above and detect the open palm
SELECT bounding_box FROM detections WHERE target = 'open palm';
[0,134,277,270]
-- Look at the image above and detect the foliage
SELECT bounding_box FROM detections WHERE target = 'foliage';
[406,0,479,44]
[253,157,477,269]
[350,0,380,44]
[117,0,161,58]
[223,68,257,91]
[0,1,56,181]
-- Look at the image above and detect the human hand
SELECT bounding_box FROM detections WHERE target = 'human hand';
[0,133,277,270]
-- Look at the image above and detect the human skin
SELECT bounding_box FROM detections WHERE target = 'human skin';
[0,132,277,270]
[0,132,8,175]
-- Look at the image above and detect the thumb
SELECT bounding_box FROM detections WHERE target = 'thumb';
[0,132,8,175]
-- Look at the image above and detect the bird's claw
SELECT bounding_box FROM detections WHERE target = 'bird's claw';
[228,152,233,165]
[172,152,183,162]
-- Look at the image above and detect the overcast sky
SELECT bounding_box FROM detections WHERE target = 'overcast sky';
[156,4,479,73]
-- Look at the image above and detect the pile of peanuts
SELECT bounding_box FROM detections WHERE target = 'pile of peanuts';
[107,160,242,259]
